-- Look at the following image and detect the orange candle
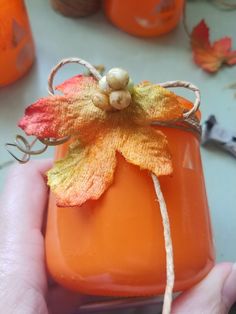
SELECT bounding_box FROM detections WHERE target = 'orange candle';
[0,0,35,86]
[45,98,214,296]
[104,0,185,37]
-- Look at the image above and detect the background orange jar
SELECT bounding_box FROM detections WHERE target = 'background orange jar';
[104,0,185,37]
[46,97,214,297]
[0,0,35,86]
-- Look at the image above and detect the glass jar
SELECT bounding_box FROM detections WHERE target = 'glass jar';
[104,0,185,37]
[0,0,35,86]
[46,97,214,296]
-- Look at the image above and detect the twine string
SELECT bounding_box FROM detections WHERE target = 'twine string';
[5,135,70,164]
[151,174,174,314]
[48,57,102,95]
[151,116,201,138]
[158,80,201,119]
[48,58,200,120]
[5,136,44,164]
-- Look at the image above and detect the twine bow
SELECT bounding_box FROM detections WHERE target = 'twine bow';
[6,58,201,314]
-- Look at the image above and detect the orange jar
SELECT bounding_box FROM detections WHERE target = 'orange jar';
[104,0,185,37]
[45,97,214,297]
[0,0,35,86]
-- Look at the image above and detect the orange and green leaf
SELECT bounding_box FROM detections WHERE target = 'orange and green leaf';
[48,124,172,207]
[19,76,184,207]
[133,82,184,123]
[118,126,173,176]
[48,134,117,207]
[56,75,97,95]
[19,77,105,139]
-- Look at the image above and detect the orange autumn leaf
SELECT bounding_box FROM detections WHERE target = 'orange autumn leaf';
[191,19,236,73]
[48,126,172,207]
[19,76,105,140]
[19,76,184,207]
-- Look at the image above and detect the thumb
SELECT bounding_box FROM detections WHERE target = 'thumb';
[0,160,52,314]
[172,263,236,314]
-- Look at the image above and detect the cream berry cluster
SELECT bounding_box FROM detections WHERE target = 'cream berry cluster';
[92,68,134,111]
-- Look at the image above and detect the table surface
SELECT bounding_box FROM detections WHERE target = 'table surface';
[0,0,236,268]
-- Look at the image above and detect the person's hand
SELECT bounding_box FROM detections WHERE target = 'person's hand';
[172,263,236,313]
[0,160,85,314]
[0,160,236,314]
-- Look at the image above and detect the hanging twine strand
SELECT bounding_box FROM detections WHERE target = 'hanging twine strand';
[151,174,174,314]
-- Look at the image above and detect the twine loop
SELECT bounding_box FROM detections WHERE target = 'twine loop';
[48,57,102,96]
[48,58,201,139]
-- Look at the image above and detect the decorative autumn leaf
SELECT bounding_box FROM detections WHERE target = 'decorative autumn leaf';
[48,126,172,207]
[133,81,184,122]
[191,19,236,72]
[48,134,117,207]
[19,76,184,207]
[118,126,172,176]
[19,76,106,141]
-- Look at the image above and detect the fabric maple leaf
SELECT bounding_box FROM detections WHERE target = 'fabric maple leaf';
[19,75,184,207]
[191,19,236,73]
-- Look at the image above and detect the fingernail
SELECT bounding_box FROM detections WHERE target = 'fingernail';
[222,263,236,308]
